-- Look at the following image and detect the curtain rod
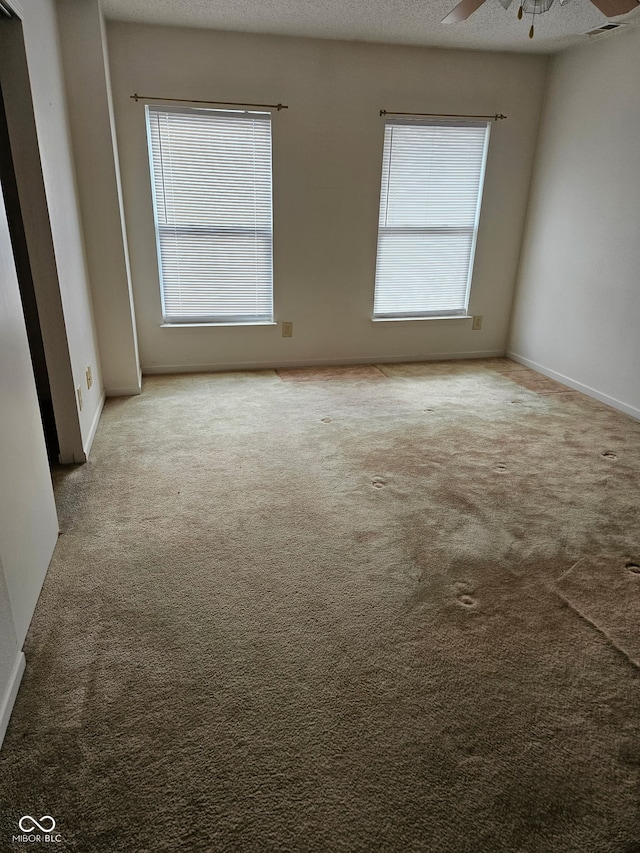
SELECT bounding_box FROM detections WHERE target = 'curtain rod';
[380,110,506,121]
[130,93,288,111]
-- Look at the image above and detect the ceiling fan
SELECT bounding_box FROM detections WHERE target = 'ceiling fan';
[442,0,640,38]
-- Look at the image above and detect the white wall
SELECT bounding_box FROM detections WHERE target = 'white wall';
[508,27,640,418]
[20,0,105,450]
[1,0,105,459]
[107,23,548,372]
[57,0,142,397]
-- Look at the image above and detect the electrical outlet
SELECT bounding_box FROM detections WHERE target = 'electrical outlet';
[282,321,293,338]
[77,386,83,411]
[86,365,93,389]
[472,315,483,331]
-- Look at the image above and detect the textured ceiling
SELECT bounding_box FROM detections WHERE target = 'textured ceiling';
[101,0,640,53]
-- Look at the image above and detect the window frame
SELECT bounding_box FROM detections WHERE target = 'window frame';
[372,118,491,322]
[145,104,275,327]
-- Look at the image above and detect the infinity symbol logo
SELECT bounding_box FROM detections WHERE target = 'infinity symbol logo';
[19,815,56,833]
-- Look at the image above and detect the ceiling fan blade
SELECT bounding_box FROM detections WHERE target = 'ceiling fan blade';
[588,0,639,14]
[498,0,514,8]
[523,0,554,10]
[442,0,488,24]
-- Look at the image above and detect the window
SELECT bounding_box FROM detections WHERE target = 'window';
[146,105,274,324]
[373,119,490,320]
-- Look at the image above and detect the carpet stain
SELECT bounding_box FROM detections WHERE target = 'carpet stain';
[503,371,570,394]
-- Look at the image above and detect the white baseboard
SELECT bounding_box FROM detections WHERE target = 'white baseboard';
[0,652,25,749]
[83,392,106,459]
[506,351,640,422]
[142,350,505,375]
[105,385,142,397]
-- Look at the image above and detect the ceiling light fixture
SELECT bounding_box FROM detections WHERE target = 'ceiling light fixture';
[442,0,639,39]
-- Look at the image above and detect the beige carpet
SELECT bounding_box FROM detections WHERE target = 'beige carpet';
[1,358,640,852]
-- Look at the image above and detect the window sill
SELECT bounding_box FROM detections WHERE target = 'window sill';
[160,321,277,328]
[371,315,473,323]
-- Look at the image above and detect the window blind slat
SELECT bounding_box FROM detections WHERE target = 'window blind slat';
[374,119,489,319]
[146,105,274,323]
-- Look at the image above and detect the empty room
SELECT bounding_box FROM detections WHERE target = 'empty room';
[0,0,639,850]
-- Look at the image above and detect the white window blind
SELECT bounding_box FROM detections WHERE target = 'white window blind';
[146,105,274,324]
[373,119,490,319]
